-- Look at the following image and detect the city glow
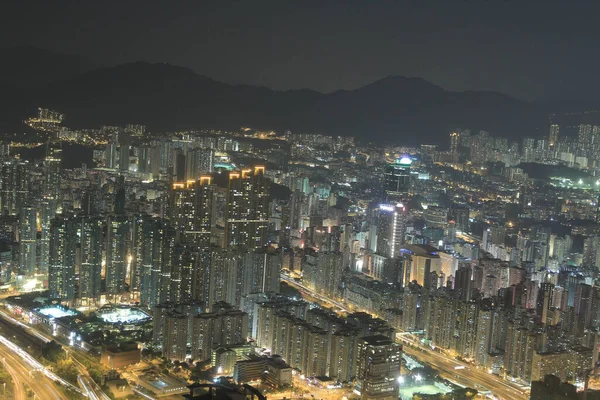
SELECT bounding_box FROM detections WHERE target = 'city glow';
[398,156,413,165]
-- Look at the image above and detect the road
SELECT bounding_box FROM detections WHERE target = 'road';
[0,342,68,400]
[0,306,113,400]
[2,360,23,400]
[281,275,350,313]
[74,356,111,400]
[401,344,525,400]
[78,373,111,400]
[282,274,527,400]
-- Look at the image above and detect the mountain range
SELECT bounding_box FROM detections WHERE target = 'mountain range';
[0,46,547,144]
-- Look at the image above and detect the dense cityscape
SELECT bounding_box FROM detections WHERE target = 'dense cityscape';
[0,102,596,400]
[5,2,600,400]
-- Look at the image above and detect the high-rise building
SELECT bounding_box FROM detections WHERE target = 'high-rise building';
[303,251,343,300]
[206,248,243,310]
[329,330,360,382]
[468,131,490,165]
[48,214,77,300]
[137,216,173,308]
[41,144,62,273]
[162,313,188,361]
[39,199,54,273]
[454,266,472,301]
[241,249,282,296]
[190,307,248,362]
[255,308,328,377]
[0,158,30,216]
[522,137,536,162]
[376,203,407,258]
[43,143,62,206]
[105,214,130,296]
[105,142,118,169]
[549,124,560,146]
[225,166,269,249]
[170,244,198,304]
[154,303,248,362]
[185,148,214,180]
[475,304,497,367]
[78,215,103,303]
[401,244,442,289]
[170,176,214,249]
[119,133,131,172]
[355,335,402,400]
[383,157,412,201]
[449,132,463,163]
[18,205,37,276]
[578,124,593,155]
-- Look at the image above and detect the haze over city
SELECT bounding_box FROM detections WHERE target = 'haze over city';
[0,2,599,400]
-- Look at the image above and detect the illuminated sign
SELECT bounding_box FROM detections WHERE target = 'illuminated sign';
[379,204,395,212]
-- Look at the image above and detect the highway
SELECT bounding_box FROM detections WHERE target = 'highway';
[281,275,351,313]
[0,308,52,344]
[282,273,527,400]
[78,374,111,400]
[0,341,68,400]
[3,359,24,400]
[74,357,111,400]
[401,343,526,400]
[0,306,112,399]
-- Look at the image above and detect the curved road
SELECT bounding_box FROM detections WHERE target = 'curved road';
[2,360,24,400]
[0,344,67,400]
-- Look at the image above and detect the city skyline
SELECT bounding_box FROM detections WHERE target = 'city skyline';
[2,3,600,400]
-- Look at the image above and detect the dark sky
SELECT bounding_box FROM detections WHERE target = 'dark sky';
[2,1,599,101]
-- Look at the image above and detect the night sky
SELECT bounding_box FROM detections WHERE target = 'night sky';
[2,1,599,102]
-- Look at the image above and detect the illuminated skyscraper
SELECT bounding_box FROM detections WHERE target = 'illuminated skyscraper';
[355,335,402,400]
[185,148,214,180]
[207,248,243,310]
[0,159,30,216]
[105,142,118,169]
[303,251,344,300]
[225,166,269,249]
[578,124,593,155]
[18,205,37,276]
[137,216,173,308]
[449,131,462,163]
[78,215,103,303]
[105,214,130,296]
[40,144,62,273]
[44,143,62,203]
[522,137,536,162]
[48,214,77,300]
[376,203,407,258]
[170,176,214,249]
[383,157,412,201]
[241,249,282,296]
[548,124,560,146]
[170,244,197,304]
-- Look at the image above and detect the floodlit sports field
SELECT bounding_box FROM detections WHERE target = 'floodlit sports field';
[399,384,449,400]
[37,306,77,319]
[97,307,150,324]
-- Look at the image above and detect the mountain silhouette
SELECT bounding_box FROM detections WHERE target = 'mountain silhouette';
[0,47,545,144]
